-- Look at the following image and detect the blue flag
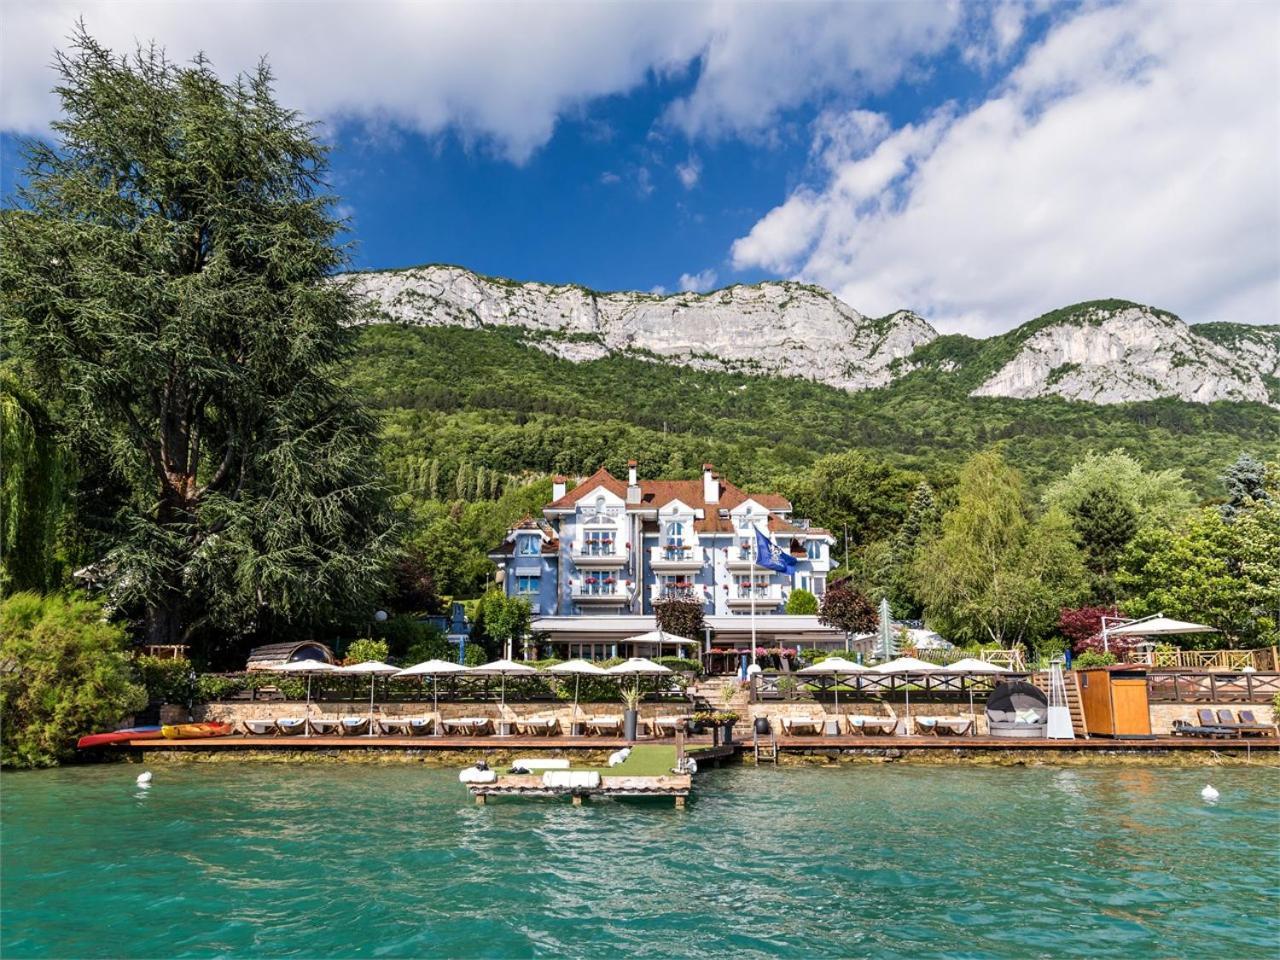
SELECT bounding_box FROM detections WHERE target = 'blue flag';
[754,526,798,574]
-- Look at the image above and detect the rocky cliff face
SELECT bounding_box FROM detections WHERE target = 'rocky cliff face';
[971,303,1274,405]
[349,264,937,391]
[350,266,1278,406]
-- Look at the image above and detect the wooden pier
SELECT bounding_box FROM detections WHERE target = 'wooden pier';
[470,772,693,807]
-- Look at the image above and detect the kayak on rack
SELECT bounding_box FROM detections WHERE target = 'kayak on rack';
[160,722,234,739]
[76,726,163,749]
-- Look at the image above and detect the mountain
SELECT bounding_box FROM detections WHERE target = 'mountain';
[350,264,937,392]
[349,265,1279,407]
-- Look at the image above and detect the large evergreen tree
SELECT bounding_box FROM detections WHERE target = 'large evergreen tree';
[0,31,396,652]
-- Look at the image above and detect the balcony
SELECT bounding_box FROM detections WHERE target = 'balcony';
[570,540,628,570]
[725,543,758,570]
[649,543,703,573]
[725,584,784,610]
[571,578,628,604]
[649,583,704,605]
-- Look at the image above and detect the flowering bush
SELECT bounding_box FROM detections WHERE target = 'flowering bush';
[1074,651,1118,668]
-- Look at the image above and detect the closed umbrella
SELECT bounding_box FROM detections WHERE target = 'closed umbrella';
[942,658,1012,723]
[469,658,538,707]
[336,660,400,734]
[274,659,338,737]
[394,659,467,729]
[796,656,870,711]
[875,656,943,732]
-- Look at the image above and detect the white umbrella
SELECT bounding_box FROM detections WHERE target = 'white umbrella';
[1105,616,1217,636]
[469,658,538,706]
[606,657,673,705]
[336,660,400,734]
[943,658,1013,721]
[546,659,608,716]
[796,656,870,711]
[394,659,467,720]
[621,629,694,659]
[274,659,338,737]
[875,656,943,731]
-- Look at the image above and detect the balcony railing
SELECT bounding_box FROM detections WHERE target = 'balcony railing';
[579,540,618,557]
[652,584,701,602]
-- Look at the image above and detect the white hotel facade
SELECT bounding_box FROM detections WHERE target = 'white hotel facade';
[489,462,848,661]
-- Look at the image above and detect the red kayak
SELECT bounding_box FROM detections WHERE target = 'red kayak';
[76,726,164,749]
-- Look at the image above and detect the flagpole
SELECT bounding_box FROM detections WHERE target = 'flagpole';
[750,547,758,668]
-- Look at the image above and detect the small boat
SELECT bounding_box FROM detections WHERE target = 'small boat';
[160,722,234,740]
[76,726,164,749]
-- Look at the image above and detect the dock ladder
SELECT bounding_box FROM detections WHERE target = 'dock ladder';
[753,727,779,765]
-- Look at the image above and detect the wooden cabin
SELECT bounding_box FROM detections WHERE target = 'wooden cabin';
[1078,664,1152,738]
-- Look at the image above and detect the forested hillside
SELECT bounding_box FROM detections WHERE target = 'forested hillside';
[350,323,1279,499]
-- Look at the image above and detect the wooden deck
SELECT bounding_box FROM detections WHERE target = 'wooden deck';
[470,772,693,807]
[773,733,1279,751]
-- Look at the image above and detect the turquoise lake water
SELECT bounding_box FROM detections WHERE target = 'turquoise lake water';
[2,762,1277,959]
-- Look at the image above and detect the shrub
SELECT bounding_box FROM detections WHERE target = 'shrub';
[1074,651,1118,668]
[194,674,245,702]
[462,642,489,667]
[0,592,148,768]
[344,638,389,665]
[374,614,439,659]
[785,588,818,615]
[136,655,195,703]
[654,596,705,641]
[654,656,702,675]
[403,624,451,664]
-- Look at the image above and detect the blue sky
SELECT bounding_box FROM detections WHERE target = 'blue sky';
[2,1,1276,334]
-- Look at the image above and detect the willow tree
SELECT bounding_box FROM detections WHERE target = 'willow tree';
[0,31,397,649]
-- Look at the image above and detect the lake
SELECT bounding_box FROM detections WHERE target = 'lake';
[2,761,1276,958]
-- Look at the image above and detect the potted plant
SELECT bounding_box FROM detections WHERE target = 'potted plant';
[622,686,642,742]
[715,711,740,743]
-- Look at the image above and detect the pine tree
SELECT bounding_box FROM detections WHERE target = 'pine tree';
[0,31,397,647]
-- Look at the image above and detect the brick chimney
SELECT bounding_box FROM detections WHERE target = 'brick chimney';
[626,459,641,504]
[552,474,566,501]
[703,462,719,504]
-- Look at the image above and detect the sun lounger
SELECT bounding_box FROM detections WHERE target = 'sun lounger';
[647,716,688,737]
[585,715,622,736]
[308,717,339,735]
[377,718,413,736]
[442,717,493,736]
[274,717,307,736]
[915,716,974,736]
[242,719,274,736]
[846,715,896,736]
[1215,709,1277,737]
[338,717,370,736]
[1173,719,1235,738]
[404,716,434,736]
[516,715,559,736]
[779,716,824,736]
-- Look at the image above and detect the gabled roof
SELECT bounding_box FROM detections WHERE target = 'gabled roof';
[489,515,559,558]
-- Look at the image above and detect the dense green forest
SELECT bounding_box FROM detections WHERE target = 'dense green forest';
[349,323,1279,498]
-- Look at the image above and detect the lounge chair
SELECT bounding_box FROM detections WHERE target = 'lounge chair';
[1215,709,1277,738]
[846,715,896,736]
[377,718,413,736]
[308,717,339,736]
[338,717,370,736]
[933,717,975,736]
[516,715,559,736]
[779,715,824,736]
[242,719,274,736]
[442,716,493,736]
[646,716,688,737]
[405,716,435,736]
[1172,718,1235,738]
[274,717,307,736]
[585,715,622,736]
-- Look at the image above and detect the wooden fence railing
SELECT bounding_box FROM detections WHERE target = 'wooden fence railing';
[904,648,1027,670]
[1144,648,1278,671]
[1145,670,1280,704]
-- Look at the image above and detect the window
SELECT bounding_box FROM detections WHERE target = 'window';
[660,574,695,599]
[733,574,770,599]
[664,520,685,545]
[579,574,618,595]
[805,539,823,560]
[798,575,810,592]
[517,535,540,556]
[583,528,616,556]
[813,576,826,597]
[515,575,539,595]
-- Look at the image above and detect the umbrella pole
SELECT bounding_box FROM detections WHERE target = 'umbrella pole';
[574,675,581,735]
[305,675,312,738]
[905,680,910,734]
[368,677,376,736]
[433,675,442,737]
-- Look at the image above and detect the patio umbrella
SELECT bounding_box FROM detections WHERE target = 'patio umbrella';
[796,656,869,711]
[274,659,338,737]
[469,658,538,707]
[621,630,694,659]
[546,659,609,716]
[942,658,1012,721]
[1103,615,1217,654]
[875,656,943,731]
[606,657,674,703]
[394,659,467,720]
[336,660,400,734]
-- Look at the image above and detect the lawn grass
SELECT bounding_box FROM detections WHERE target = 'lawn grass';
[582,744,678,778]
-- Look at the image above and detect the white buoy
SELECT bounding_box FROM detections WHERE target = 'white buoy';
[1201,784,1219,802]
[136,771,152,786]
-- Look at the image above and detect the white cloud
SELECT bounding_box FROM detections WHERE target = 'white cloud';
[1,1,967,161]
[678,268,719,293]
[731,1,1280,332]
[649,284,669,296]
[676,154,702,189]
[599,171,622,185]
